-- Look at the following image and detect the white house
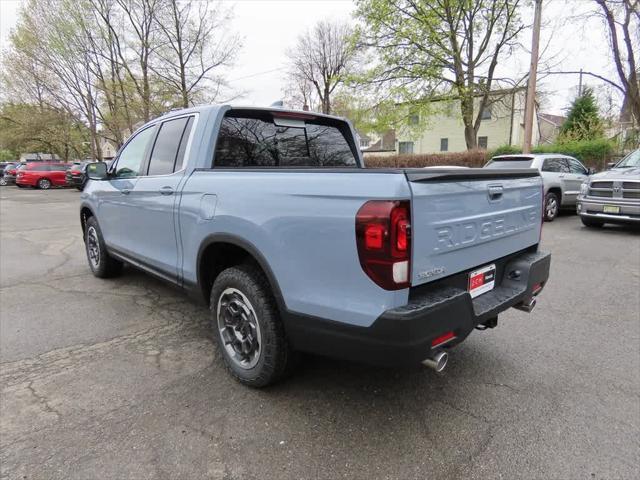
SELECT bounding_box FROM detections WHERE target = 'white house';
[393,88,540,154]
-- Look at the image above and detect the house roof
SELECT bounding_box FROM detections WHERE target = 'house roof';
[538,113,566,127]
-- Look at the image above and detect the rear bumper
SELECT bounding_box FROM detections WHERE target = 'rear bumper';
[284,250,551,366]
[577,196,640,224]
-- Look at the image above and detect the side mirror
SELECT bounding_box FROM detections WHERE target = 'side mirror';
[588,167,596,175]
[87,161,108,180]
[606,161,617,170]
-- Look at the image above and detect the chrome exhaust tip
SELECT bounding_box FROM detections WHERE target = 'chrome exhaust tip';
[514,297,537,313]
[422,350,448,372]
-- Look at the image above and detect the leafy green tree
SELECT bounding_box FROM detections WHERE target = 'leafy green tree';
[560,88,604,141]
[0,149,16,161]
[0,103,91,161]
[355,0,525,149]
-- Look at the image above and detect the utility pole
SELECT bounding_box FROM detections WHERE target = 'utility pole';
[578,68,583,96]
[523,0,543,153]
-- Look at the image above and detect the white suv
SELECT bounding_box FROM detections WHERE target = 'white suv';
[485,154,592,221]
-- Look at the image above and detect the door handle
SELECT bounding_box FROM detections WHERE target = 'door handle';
[159,186,174,196]
[559,175,565,178]
[121,188,130,195]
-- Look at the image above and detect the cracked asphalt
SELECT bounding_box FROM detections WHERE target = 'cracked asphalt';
[1,187,639,480]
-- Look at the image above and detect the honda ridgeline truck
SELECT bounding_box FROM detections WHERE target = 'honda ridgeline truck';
[81,105,551,387]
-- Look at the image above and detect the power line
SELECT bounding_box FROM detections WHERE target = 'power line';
[229,67,285,82]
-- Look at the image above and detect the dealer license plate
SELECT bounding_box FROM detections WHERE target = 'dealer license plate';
[468,264,496,298]
[603,205,620,214]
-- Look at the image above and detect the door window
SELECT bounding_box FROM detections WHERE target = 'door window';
[541,158,569,173]
[567,158,587,175]
[114,127,156,178]
[147,116,193,176]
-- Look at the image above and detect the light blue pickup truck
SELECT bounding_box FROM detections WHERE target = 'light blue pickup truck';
[81,105,551,387]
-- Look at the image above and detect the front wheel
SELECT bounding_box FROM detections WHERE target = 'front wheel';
[37,178,51,190]
[84,216,123,278]
[544,192,559,222]
[210,264,294,387]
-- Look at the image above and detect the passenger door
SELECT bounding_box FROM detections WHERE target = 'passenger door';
[50,164,67,186]
[126,115,195,280]
[541,157,571,204]
[97,126,157,254]
[565,157,589,204]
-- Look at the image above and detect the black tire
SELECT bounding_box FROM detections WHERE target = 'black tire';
[581,216,604,228]
[76,186,83,191]
[0,177,7,186]
[210,263,294,387]
[84,216,123,278]
[544,192,559,222]
[37,178,51,190]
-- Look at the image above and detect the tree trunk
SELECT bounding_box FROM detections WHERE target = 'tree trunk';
[460,96,477,149]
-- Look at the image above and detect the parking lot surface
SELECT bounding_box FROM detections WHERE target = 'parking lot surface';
[1,187,639,480]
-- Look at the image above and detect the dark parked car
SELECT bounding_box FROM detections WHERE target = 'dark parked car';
[0,162,10,186]
[66,161,93,190]
[16,162,69,189]
[3,163,25,186]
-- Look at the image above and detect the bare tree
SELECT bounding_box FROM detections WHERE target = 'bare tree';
[286,20,357,115]
[283,72,318,111]
[153,0,240,108]
[356,0,526,149]
[595,0,639,125]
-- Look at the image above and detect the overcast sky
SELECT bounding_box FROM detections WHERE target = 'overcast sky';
[0,0,620,117]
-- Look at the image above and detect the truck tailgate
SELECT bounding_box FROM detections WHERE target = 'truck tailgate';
[406,169,542,287]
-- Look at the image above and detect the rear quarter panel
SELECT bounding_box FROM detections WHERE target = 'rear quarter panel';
[179,170,412,327]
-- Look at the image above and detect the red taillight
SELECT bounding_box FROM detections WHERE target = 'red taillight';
[532,282,543,295]
[355,200,411,290]
[431,331,456,348]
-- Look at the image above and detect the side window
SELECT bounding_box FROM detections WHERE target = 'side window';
[34,164,49,171]
[542,158,569,173]
[114,127,156,178]
[147,117,192,176]
[568,158,587,175]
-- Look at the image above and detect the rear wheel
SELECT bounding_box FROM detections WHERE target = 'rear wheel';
[37,178,51,190]
[210,264,294,387]
[84,216,123,278]
[544,192,559,222]
[581,216,604,228]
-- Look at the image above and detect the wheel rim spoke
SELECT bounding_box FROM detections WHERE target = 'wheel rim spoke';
[216,288,261,370]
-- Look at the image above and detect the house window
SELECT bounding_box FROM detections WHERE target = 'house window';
[359,137,370,148]
[440,138,448,152]
[408,113,419,125]
[481,106,492,120]
[398,142,414,154]
[478,136,488,149]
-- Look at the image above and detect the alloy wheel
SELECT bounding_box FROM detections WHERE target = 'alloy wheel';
[86,226,100,268]
[216,288,262,369]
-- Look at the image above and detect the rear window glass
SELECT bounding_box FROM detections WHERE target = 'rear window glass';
[485,158,534,169]
[147,116,192,175]
[214,112,357,168]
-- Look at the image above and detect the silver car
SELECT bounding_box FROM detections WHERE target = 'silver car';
[577,149,640,227]
[485,154,592,221]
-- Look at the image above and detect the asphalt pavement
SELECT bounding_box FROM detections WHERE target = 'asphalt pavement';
[1,187,639,480]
